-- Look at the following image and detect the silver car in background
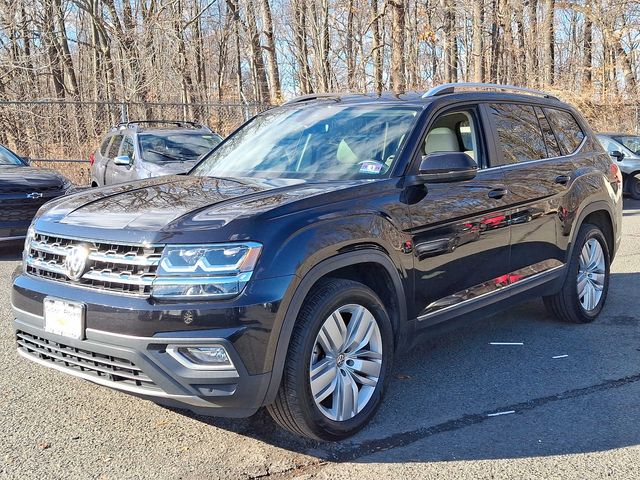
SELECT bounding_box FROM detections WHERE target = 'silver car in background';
[90,120,223,187]
[597,132,640,199]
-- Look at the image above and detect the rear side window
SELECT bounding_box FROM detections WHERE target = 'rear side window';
[489,103,547,164]
[99,136,112,156]
[543,108,585,155]
[107,135,123,158]
[535,107,561,158]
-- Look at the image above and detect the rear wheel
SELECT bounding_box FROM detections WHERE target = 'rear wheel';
[627,175,640,200]
[267,278,394,440]
[544,223,610,323]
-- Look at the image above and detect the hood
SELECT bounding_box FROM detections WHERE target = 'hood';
[142,160,198,176]
[0,165,70,194]
[35,175,366,242]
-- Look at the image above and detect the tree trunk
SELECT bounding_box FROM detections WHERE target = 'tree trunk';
[347,0,356,89]
[371,0,383,94]
[389,0,405,93]
[542,0,554,86]
[472,0,484,82]
[244,0,270,103]
[259,0,281,102]
[582,9,592,88]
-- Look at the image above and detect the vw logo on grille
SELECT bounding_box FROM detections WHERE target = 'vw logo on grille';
[26,192,43,199]
[64,245,91,281]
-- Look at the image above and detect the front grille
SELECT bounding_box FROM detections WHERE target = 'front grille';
[16,330,158,390]
[25,232,164,295]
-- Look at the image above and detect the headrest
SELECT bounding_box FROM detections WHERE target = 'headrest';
[424,127,459,155]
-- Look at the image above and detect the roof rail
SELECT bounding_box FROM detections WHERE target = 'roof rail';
[116,120,212,131]
[422,83,559,101]
[283,93,342,105]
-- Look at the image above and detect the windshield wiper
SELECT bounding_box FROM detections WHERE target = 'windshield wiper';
[146,150,187,162]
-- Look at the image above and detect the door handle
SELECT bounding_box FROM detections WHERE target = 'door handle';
[555,175,571,185]
[488,188,508,199]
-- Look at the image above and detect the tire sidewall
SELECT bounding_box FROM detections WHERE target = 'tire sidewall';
[570,226,610,321]
[293,284,394,440]
[629,176,640,200]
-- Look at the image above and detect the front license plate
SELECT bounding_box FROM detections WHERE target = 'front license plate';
[43,297,85,340]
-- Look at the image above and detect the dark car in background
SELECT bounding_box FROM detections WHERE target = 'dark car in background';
[13,84,622,440]
[597,133,640,199]
[90,120,223,187]
[0,144,73,243]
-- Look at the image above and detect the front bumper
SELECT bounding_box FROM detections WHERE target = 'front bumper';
[11,272,296,417]
[13,306,270,417]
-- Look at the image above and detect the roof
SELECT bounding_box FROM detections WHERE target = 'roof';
[281,83,569,110]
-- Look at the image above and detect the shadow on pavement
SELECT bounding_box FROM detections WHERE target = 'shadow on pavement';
[173,271,640,463]
[0,243,22,261]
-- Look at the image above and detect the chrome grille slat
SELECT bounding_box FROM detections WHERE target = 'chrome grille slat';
[16,331,157,388]
[26,232,164,295]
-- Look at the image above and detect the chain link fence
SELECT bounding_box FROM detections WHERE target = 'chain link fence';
[0,100,270,184]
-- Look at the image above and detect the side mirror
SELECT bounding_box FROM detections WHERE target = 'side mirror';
[416,152,478,183]
[609,150,625,162]
[22,156,31,165]
[114,155,132,166]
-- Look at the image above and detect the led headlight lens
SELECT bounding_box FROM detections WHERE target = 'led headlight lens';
[22,226,35,272]
[152,242,262,300]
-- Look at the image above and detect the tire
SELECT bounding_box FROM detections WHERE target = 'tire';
[544,223,610,323]
[267,278,394,440]
[627,175,640,200]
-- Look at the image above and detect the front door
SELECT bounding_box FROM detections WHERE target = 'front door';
[408,105,511,326]
[110,135,136,185]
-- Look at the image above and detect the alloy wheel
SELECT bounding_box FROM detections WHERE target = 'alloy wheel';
[577,238,606,312]
[309,304,383,422]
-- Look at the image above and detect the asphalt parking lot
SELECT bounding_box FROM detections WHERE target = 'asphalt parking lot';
[1,200,640,480]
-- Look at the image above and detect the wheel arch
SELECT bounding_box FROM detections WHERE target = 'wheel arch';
[567,201,616,263]
[261,249,408,406]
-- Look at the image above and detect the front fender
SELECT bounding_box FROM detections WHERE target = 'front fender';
[259,248,408,407]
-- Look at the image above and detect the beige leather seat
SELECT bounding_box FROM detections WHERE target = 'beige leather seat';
[423,127,459,155]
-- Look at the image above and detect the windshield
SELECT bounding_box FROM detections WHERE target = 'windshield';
[192,103,419,180]
[140,132,222,164]
[613,135,640,156]
[0,145,25,166]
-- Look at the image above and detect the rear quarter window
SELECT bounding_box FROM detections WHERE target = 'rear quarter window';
[543,108,585,155]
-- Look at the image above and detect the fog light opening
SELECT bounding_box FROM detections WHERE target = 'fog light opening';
[167,345,235,371]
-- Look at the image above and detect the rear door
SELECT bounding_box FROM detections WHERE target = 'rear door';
[408,104,511,326]
[483,102,572,279]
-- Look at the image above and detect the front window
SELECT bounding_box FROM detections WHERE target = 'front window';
[0,145,25,166]
[612,135,640,156]
[192,104,419,180]
[140,133,222,164]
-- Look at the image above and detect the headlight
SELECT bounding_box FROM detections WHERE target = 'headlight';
[22,226,35,271]
[151,242,262,300]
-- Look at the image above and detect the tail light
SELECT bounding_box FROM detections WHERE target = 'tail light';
[89,152,95,166]
[610,163,622,186]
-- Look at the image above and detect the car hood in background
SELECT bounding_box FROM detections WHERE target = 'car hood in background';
[0,166,70,194]
[35,175,367,242]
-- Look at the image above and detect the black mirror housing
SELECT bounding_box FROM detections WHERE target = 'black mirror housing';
[609,150,624,161]
[414,152,478,184]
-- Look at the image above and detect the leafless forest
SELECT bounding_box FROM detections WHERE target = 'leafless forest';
[0,0,639,173]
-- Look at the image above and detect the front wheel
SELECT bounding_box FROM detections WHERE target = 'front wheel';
[267,278,394,440]
[544,223,610,323]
